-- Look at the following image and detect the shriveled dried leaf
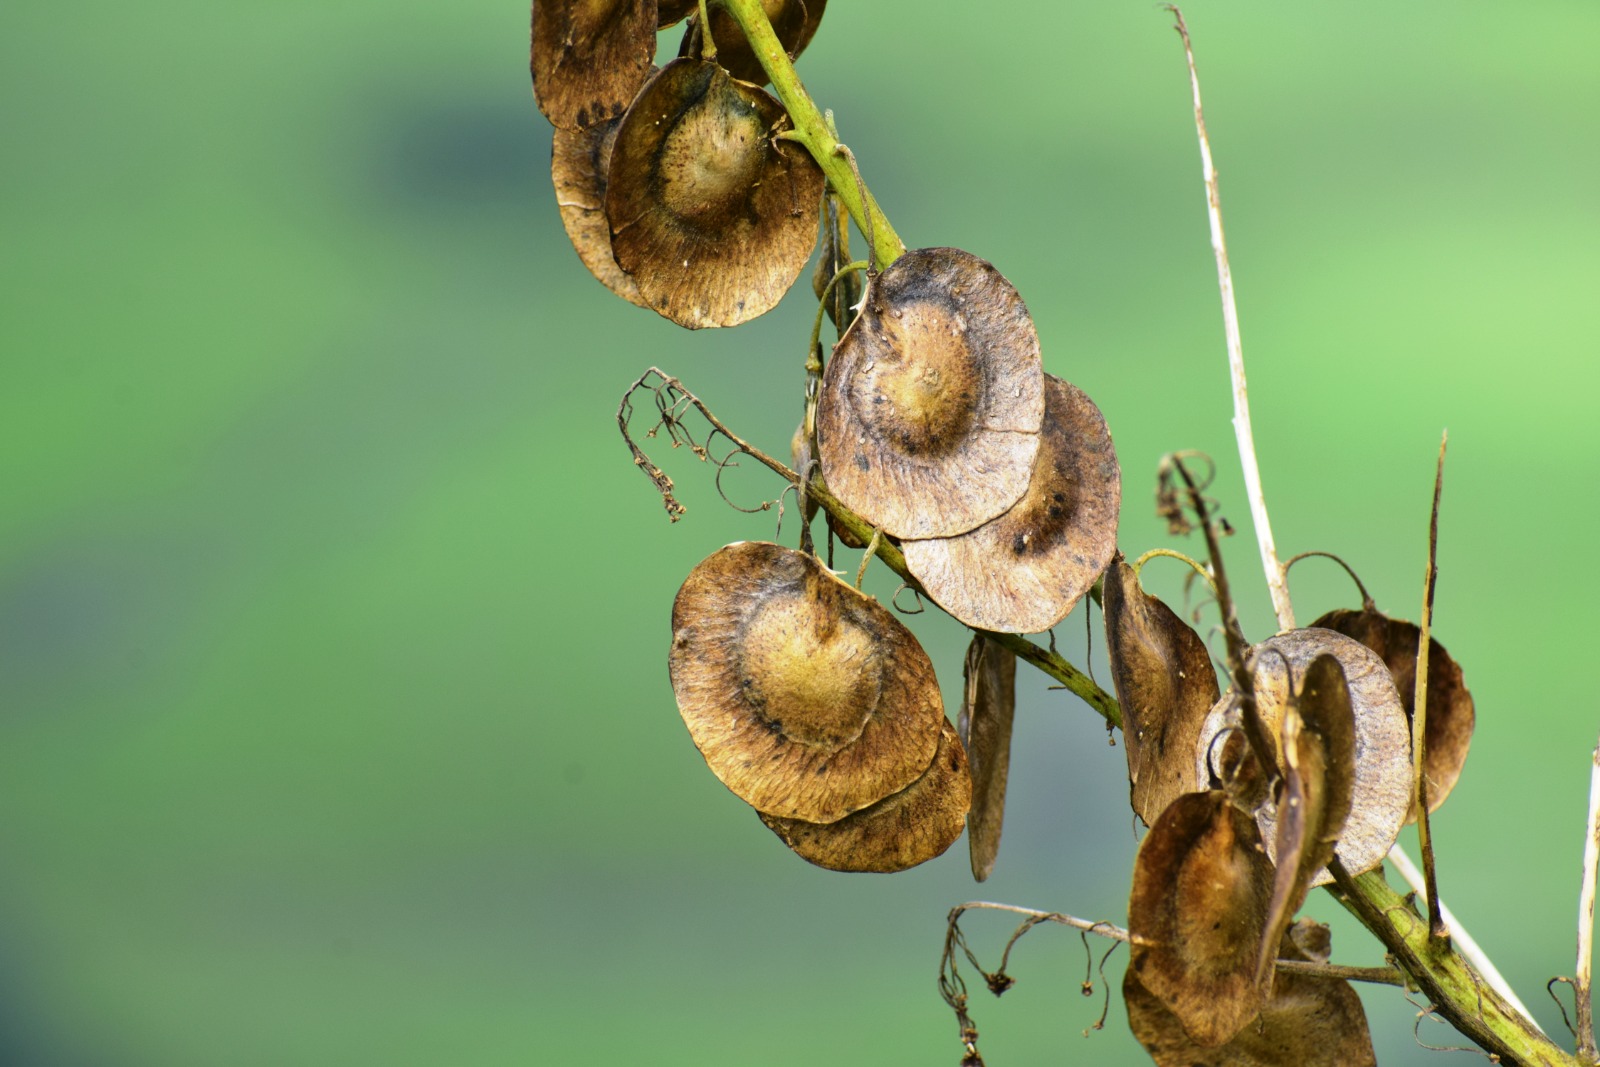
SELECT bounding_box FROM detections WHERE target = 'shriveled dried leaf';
[1195,628,1410,883]
[669,541,942,824]
[1256,654,1356,982]
[1102,554,1220,826]
[1312,606,1474,818]
[531,0,656,130]
[606,59,824,329]
[959,635,1016,881]
[1128,790,1274,1047]
[551,114,648,307]
[816,247,1045,540]
[759,717,970,872]
[1126,919,1376,1067]
[901,376,1120,633]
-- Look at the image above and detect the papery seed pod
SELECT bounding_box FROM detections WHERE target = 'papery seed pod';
[902,376,1118,632]
[816,247,1046,540]
[958,634,1016,881]
[656,0,696,27]
[1127,790,1275,1048]
[1194,628,1411,883]
[551,111,649,307]
[679,0,828,85]
[606,59,825,329]
[669,541,943,824]
[759,718,970,872]
[531,0,656,131]
[1126,919,1377,1067]
[1312,605,1474,819]
[1102,553,1219,827]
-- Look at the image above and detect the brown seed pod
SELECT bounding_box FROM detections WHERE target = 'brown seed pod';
[790,419,866,550]
[1126,919,1377,1067]
[1127,789,1275,1048]
[816,247,1046,539]
[669,541,943,824]
[958,635,1016,881]
[1195,628,1411,883]
[680,0,829,86]
[1312,605,1474,818]
[1102,554,1219,828]
[656,0,696,27]
[551,113,648,308]
[606,59,824,329]
[530,0,656,131]
[1256,654,1356,984]
[759,717,970,872]
[901,376,1118,632]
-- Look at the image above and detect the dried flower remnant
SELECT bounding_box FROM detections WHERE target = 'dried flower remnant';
[551,112,649,307]
[682,0,828,85]
[958,635,1017,881]
[1126,919,1376,1067]
[901,376,1119,633]
[669,541,942,824]
[817,247,1046,539]
[530,0,656,130]
[1102,553,1220,827]
[1127,789,1275,1047]
[1195,628,1410,884]
[607,59,824,328]
[1312,605,1474,819]
[759,718,971,872]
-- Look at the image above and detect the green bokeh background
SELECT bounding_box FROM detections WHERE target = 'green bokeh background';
[3,2,1597,1063]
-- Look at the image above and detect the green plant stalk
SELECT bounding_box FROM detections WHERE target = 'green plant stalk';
[1330,864,1576,1066]
[719,0,905,271]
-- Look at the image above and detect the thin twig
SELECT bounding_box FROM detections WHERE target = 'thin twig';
[1414,431,1449,946]
[1575,734,1600,1062]
[1165,5,1294,631]
[1386,844,1543,1031]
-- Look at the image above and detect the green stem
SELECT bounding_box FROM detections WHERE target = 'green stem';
[1328,863,1576,1067]
[721,0,906,270]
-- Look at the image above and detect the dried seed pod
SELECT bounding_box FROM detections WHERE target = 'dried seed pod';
[816,247,1046,539]
[681,0,828,86]
[1126,919,1377,1067]
[759,717,970,872]
[1102,554,1220,827]
[551,113,648,307]
[1127,790,1275,1048]
[1195,628,1411,883]
[669,541,943,824]
[656,0,696,27]
[900,376,1119,633]
[1257,654,1356,983]
[606,59,825,329]
[959,635,1016,881]
[790,419,866,550]
[531,0,656,131]
[1312,606,1474,818]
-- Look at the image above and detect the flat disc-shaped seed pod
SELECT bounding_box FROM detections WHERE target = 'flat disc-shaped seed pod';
[1312,606,1474,818]
[1257,654,1357,983]
[682,0,828,85]
[551,114,648,308]
[759,718,970,872]
[817,247,1045,539]
[1128,790,1275,1048]
[959,635,1016,881]
[531,0,656,130]
[900,376,1119,632]
[1103,554,1220,827]
[1126,921,1377,1067]
[606,59,824,329]
[1195,628,1410,884]
[670,541,943,824]
[656,0,696,27]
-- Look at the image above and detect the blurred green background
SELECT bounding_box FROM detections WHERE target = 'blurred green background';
[2,1,1597,1063]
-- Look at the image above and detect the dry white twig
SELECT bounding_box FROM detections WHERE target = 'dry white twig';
[1168,6,1294,632]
